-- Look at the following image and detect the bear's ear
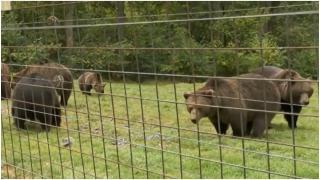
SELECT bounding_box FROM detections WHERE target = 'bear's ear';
[183,92,192,99]
[276,69,299,79]
[200,89,214,96]
[96,73,102,82]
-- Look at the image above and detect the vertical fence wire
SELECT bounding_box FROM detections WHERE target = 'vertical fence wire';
[97,90,109,178]
[106,56,120,178]
[63,87,75,178]
[1,114,10,178]
[208,2,224,179]
[284,3,298,176]
[168,5,185,176]
[185,2,203,178]
[40,92,54,179]
[259,3,272,178]
[84,94,97,178]
[71,81,86,178]
[130,7,150,176]
[149,12,166,178]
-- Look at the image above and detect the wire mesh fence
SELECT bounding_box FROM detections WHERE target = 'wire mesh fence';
[1,1,319,179]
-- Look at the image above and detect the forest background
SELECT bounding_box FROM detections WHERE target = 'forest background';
[1,1,318,80]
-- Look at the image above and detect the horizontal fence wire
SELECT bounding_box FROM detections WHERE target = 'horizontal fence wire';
[2,45,319,50]
[4,3,316,26]
[4,63,320,84]
[2,11,318,31]
[1,1,319,179]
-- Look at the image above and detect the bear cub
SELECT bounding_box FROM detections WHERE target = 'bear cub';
[78,72,105,95]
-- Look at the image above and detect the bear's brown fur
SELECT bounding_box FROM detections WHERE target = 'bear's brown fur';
[11,63,73,106]
[12,73,61,131]
[78,72,105,95]
[184,73,281,137]
[1,63,11,100]
[252,66,314,128]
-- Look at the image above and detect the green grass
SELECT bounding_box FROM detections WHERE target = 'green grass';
[1,80,319,178]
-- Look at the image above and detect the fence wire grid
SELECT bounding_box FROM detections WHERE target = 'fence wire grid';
[1,1,319,179]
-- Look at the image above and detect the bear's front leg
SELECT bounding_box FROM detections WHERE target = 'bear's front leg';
[282,104,302,129]
[230,120,247,137]
[210,117,229,134]
[83,85,92,95]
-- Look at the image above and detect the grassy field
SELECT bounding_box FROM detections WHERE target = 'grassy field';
[1,80,319,178]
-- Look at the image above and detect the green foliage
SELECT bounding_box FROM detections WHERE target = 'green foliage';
[159,27,212,75]
[1,1,318,79]
[1,12,25,46]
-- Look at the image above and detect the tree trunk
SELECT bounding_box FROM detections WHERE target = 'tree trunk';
[212,1,226,47]
[263,1,280,34]
[115,1,125,41]
[65,4,74,47]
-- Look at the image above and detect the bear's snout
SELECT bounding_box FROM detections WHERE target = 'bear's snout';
[303,101,309,105]
[299,93,310,106]
[191,119,197,124]
[190,109,200,124]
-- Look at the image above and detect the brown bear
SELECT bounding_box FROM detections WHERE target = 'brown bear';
[78,72,105,95]
[11,73,61,131]
[1,63,11,100]
[11,63,73,106]
[252,66,314,129]
[183,73,281,137]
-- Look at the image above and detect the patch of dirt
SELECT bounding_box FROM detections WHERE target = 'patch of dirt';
[0,163,31,178]
[111,137,127,146]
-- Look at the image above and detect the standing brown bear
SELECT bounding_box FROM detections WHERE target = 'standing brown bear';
[252,66,314,129]
[11,73,61,131]
[78,72,105,95]
[1,63,11,100]
[11,63,73,106]
[183,73,281,137]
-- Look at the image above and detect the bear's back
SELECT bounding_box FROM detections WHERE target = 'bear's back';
[238,73,281,112]
[12,73,57,106]
[251,66,283,78]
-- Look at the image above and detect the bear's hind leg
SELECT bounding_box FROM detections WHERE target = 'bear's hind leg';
[51,107,61,127]
[251,116,269,137]
[230,120,246,137]
[246,121,253,135]
[37,112,52,132]
[12,108,26,130]
[14,116,26,130]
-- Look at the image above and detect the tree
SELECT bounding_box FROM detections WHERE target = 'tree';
[64,3,74,47]
[115,1,125,41]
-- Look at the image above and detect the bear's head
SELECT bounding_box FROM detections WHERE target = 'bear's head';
[276,69,314,105]
[93,73,105,94]
[183,89,217,124]
[93,83,105,94]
